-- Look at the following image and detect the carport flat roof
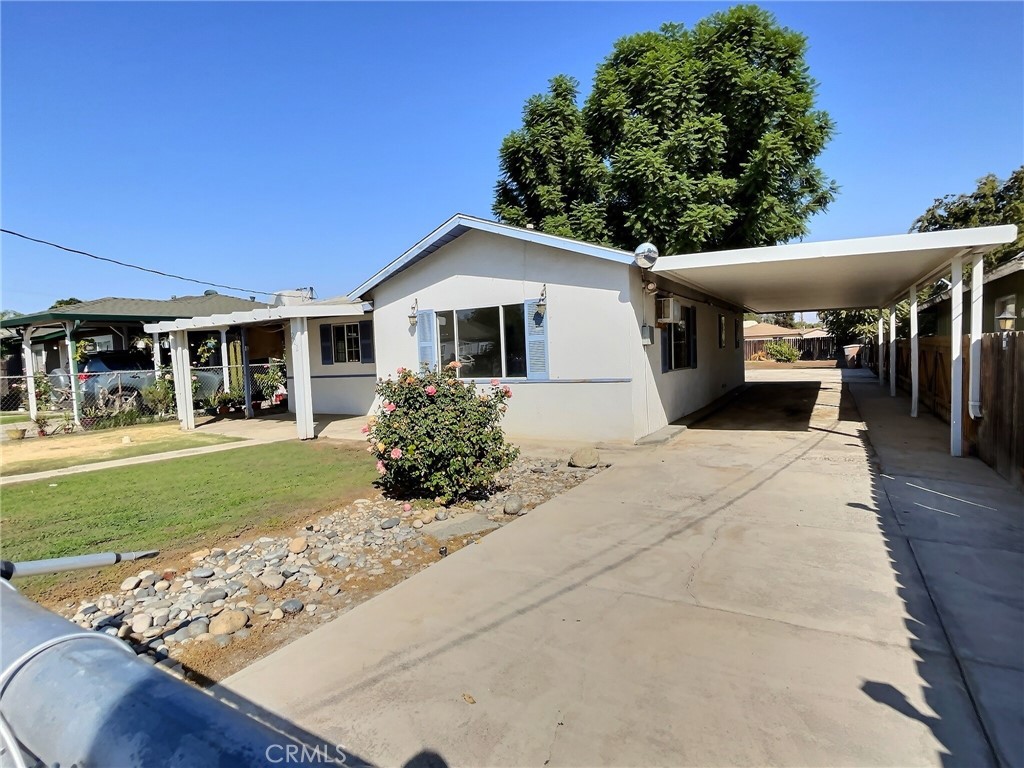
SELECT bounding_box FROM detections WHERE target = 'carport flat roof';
[651,225,1018,312]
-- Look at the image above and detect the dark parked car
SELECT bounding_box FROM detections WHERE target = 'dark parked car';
[48,351,223,412]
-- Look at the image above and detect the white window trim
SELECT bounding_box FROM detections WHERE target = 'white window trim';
[332,322,361,364]
[437,303,529,381]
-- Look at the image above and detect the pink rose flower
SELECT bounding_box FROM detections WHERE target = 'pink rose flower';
[397,367,405,374]
[385,402,397,412]
[490,378,500,386]
[425,385,437,396]
[376,460,386,474]
[503,386,512,398]
[390,447,402,459]
[360,425,370,434]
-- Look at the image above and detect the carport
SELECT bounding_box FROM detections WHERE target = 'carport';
[144,302,366,440]
[650,224,1018,456]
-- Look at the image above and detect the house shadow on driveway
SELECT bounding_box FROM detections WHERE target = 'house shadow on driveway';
[849,376,1023,767]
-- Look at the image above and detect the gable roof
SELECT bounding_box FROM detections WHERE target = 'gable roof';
[744,322,804,338]
[347,214,633,300]
[0,293,261,329]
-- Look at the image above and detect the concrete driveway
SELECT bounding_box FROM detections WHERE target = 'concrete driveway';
[223,368,1022,767]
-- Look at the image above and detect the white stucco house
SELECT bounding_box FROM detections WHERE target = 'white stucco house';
[143,215,1016,455]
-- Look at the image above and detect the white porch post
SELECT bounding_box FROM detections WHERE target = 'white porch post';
[63,323,81,426]
[968,251,984,420]
[21,327,37,420]
[888,304,897,397]
[152,333,161,373]
[910,284,919,418]
[241,326,253,419]
[877,313,885,384]
[169,330,195,431]
[220,328,230,393]
[950,254,964,456]
[289,317,315,440]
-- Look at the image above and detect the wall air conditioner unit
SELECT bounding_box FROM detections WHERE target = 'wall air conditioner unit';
[656,297,681,324]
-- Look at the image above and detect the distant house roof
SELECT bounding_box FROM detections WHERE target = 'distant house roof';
[347,213,633,299]
[0,294,262,330]
[744,322,804,338]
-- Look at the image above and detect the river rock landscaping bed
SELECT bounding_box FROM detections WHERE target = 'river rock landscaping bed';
[54,453,604,681]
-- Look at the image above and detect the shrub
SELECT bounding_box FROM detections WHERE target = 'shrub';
[365,363,519,503]
[142,370,177,415]
[763,339,800,363]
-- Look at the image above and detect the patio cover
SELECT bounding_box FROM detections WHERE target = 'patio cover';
[651,224,1018,457]
[144,302,367,440]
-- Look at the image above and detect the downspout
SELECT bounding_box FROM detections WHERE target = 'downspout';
[968,251,984,419]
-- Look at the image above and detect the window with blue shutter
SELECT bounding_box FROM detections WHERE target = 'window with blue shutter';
[416,310,438,371]
[319,324,334,365]
[358,319,374,364]
[524,299,549,380]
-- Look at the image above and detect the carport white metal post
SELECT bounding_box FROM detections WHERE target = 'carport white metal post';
[21,327,37,420]
[151,333,161,373]
[62,322,81,426]
[888,305,897,397]
[168,330,195,431]
[220,329,230,392]
[968,252,984,420]
[240,326,253,419]
[289,317,315,440]
[950,254,964,456]
[910,284,919,418]
[877,315,884,385]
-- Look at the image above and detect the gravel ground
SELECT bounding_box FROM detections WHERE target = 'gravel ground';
[53,453,604,682]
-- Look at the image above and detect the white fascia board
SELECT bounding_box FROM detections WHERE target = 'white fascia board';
[346,213,634,300]
[652,225,1018,272]
[142,303,365,334]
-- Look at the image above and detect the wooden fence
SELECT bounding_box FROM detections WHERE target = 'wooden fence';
[744,336,836,362]
[867,333,1023,489]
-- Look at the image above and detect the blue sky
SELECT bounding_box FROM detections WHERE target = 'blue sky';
[2,2,1022,312]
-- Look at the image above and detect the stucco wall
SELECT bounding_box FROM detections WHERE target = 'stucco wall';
[629,274,746,436]
[287,315,377,415]
[369,230,638,443]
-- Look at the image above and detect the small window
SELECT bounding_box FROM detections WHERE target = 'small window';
[431,303,532,379]
[332,323,361,363]
[718,314,726,348]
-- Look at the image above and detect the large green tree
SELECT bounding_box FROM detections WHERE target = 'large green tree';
[494,5,837,254]
[912,166,1023,269]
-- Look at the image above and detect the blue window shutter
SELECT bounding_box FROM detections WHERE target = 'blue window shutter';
[319,324,334,365]
[416,310,437,371]
[689,307,698,368]
[661,326,671,372]
[358,319,374,364]
[524,299,549,380]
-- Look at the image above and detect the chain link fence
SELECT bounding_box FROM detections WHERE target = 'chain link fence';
[1,360,287,434]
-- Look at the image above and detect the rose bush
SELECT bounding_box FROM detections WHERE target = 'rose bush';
[365,363,518,502]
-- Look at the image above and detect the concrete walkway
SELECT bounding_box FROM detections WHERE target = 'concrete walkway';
[222,369,1022,767]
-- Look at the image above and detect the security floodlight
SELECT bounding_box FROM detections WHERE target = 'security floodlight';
[634,242,659,269]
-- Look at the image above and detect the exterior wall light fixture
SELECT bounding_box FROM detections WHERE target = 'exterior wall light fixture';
[408,299,419,327]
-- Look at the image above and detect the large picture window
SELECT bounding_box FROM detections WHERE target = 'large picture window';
[333,323,361,363]
[435,304,528,379]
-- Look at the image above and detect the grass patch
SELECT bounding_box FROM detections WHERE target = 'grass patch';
[0,413,30,425]
[1,440,377,598]
[2,433,243,475]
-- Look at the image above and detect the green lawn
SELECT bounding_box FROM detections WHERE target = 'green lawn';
[0,413,30,425]
[2,433,243,475]
[1,440,377,596]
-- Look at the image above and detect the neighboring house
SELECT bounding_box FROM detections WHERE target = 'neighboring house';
[743,322,803,340]
[919,254,1023,336]
[0,293,266,374]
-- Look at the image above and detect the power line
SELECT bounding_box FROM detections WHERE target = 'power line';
[1,228,278,297]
